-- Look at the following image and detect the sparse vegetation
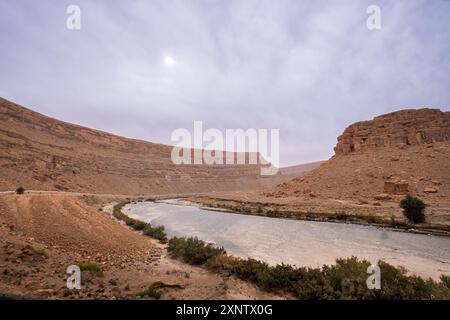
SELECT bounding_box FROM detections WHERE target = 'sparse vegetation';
[112,202,168,243]
[126,219,147,231]
[139,287,162,299]
[34,249,48,259]
[143,225,167,243]
[77,263,104,277]
[138,281,183,299]
[168,236,225,265]
[168,236,450,299]
[440,275,450,288]
[193,200,450,235]
[15,186,25,195]
[400,194,426,223]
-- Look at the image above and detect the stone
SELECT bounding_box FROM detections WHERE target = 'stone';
[424,188,438,193]
[383,181,409,195]
[34,288,55,298]
[374,194,392,201]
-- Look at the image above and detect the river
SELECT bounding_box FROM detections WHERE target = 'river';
[124,199,450,279]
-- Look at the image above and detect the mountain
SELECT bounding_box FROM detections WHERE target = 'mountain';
[0,97,283,195]
[268,108,450,207]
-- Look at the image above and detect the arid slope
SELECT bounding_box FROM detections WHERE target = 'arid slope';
[0,97,283,195]
[0,192,281,299]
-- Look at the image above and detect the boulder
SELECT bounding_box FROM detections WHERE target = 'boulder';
[374,194,393,201]
[424,188,438,194]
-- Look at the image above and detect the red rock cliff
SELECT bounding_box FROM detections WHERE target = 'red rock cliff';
[334,109,450,155]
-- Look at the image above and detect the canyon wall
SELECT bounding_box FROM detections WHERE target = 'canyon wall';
[334,109,450,155]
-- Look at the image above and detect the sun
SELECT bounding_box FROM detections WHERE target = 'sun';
[163,56,175,66]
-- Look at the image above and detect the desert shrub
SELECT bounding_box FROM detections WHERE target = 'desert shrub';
[15,186,25,195]
[400,194,426,223]
[77,263,104,277]
[138,282,185,299]
[440,275,450,288]
[167,237,450,299]
[319,257,373,299]
[112,202,128,220]
[113,204,138,228]
[206,254,240,272]
[139,287,161,299]
[230,258,269,284]
[256,263,303,290]
[34,249,48,259]
[378,261,428,299]
[143,225,167,243]
[293,267,332,299]
[130,220,147,231]
[266,208,282,217]
[112,202,168,242]
[167,237,225,265]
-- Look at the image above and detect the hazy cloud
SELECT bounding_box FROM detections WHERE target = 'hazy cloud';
[1,0,449,166]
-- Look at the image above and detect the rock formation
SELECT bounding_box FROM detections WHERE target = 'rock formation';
[334,109,450,155]
[267,108,450,208]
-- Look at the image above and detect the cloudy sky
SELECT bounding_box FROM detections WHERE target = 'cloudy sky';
[1,0,449,166]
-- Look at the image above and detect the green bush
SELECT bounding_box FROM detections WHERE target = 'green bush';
[257,263,303,290]
[400,194,426,223]
[112,202,127,220]
[139,287,161,299]
[143,225,167,243]
[15,186,25,195]
[441,275,450,288]
[168,237,225,265]
[112,202,168,242]
[230,258,269,284]
[129,219,147,231]
[138,282,183,299]
[77,263,104,277]
[166,237,449,299]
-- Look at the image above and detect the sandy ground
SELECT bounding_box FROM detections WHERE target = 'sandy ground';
[0,192,282,300]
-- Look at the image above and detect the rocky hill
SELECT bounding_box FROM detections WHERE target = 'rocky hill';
[0,97,283,195]
[271,109,450,202]
[334,108,450,154]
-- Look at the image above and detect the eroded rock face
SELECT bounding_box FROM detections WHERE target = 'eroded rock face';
[334,109,450,155]
[383,181,409,195]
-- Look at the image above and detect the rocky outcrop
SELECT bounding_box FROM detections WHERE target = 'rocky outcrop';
[334,109,450,155]
[267,108,450,212]
[383,181,409,195]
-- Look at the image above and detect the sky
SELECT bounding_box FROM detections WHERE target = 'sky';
[0,0,449,167]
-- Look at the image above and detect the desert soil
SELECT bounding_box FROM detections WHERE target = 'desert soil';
[0,192,282,300]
